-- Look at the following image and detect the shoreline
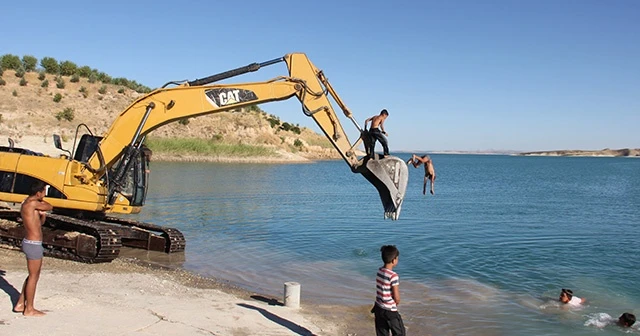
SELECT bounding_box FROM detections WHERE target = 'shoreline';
[0,247,372,335]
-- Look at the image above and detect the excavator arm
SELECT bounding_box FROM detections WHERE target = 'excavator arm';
[84,53,407,219]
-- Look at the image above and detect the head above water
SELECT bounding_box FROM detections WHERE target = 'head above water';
[380,245,399,264]
[559,288,573,303]
[618,313,636,327]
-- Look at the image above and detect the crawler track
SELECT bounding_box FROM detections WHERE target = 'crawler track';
[0,210,185,263]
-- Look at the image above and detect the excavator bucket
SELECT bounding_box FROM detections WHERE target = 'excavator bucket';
[357,156,409,220]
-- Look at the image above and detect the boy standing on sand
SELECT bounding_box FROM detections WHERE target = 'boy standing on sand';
[13,181,52,316]
[373,245,406,336]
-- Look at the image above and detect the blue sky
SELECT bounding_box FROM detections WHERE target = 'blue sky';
[3,0,638,152]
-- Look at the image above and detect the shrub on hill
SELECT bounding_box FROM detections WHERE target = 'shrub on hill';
[21,55,37,72]
[0,54,21,70]
[40,57,60,74]
[55,107,74,121]
[41,79,49,88]
[77,66,92,78]
[0,78,6,86]
[19,77,27,86]
[60,61,77,76]
[53,93,62,103]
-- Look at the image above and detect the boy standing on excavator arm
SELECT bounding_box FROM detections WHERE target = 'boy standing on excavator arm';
[13,180,52,316]
[364,109,390,159]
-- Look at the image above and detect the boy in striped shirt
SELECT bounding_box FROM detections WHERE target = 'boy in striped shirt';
[373,245,406,336]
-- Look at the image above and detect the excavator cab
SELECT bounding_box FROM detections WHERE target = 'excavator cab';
[115,146,150,207]
[56,133,151,208]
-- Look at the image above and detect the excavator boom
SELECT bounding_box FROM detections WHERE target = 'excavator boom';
[86,53,407,218]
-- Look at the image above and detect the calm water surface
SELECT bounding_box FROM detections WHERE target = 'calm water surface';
[127,155,640,335]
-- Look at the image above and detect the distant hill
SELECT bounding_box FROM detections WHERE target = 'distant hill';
[518,148,640,157]
[0,69,341,161]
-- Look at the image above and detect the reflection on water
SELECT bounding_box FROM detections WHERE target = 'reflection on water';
[124,157,640,336]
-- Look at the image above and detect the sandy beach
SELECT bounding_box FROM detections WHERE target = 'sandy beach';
[0,248,372,335]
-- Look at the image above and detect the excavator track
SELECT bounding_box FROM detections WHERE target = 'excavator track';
[0,210,185,263]
[103,216,186,253]
[0,210,121,263]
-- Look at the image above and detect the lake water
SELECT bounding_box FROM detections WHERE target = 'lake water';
[127,154,640,335]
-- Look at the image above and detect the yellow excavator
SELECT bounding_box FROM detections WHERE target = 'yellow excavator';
[0,53,408,263]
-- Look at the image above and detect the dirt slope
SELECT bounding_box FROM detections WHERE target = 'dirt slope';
[0,70,341,160]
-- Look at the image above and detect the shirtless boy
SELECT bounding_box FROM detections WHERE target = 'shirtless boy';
[406,154,436,195]
[364,109,390,159]
[13,180,52,316]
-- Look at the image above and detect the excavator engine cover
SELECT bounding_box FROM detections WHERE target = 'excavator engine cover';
[358,156,408,220]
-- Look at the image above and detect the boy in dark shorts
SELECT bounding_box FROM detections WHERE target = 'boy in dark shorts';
[373,245,406,336]
[13,180,52,316]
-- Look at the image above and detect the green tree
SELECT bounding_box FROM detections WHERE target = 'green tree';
[112,77,130,87]
[1,54,22,70]
[15,68,25,78]
[281,122,293,132]
[38,71,46,80]
[59,60,78,76]
[41,57,60,74]
[19,77,27,86]
[41,79,49,88]
[77,65,92,78]
[267,115,281,128]
[88,73,97,83]
[53,93,62,102]
[70,74,80,83]
[97,72,112,84]
[21,55,38,72]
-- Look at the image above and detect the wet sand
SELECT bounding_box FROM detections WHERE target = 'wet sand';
[0,247,372,335]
